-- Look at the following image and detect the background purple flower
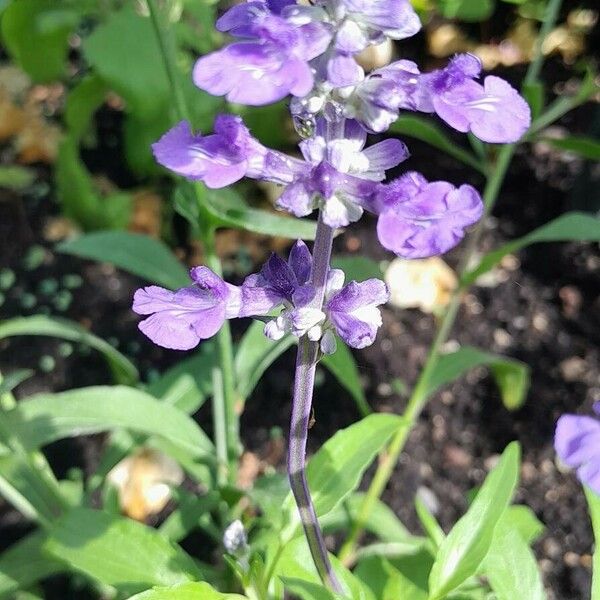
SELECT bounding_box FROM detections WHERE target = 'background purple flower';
[372,171,484,258]
[555,404,600,496]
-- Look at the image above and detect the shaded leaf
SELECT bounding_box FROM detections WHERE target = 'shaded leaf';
[58,231,190,290]
[463,212,600,287]
[426,346,530,410]
[321,344,371,417]
[0,532,62,598]
[0,316,138,384]
[331,257,382,283]
[585,487,600,600]
[544,136,600,161]
[391,116,485,173]
[235,321,295,401]
[0,369,33,396]
[438,0,496,21]
[1,0,77,81]
[428,442,521,599]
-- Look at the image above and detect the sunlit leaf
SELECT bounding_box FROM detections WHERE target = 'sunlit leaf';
[428,442,520,599]
[127,582,246,599]
[44,508,207,594]
[585,487,600,599]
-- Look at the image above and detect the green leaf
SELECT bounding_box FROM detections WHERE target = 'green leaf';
[483,517,545,600]
[0,315,138,384]
[43,508,206,594]
[356,555,430,600]
[283,414,403,527]
[438,0,495,21]
[0,369,33,396]
[428,442,521,599]
[321,493,419,547]
[58,231,190,289]
[55,138,132,230]
[0,532,62,598]
[148,346,216,415]
[234,320,295,401]
[82,5,169,120]
[276,537,374,600]
[158,490,220,543]
[504,505,545,544]
[390,116,485,174]
[463,212,600,287]
[282,578,337,600]
[522,81,545,120]
[127,582,246,599]
[321,343,371,417]
[425,346,530,411]
[1,0,78,81]
[415,498,445,548]
[0,166,35,191]
[207,189,317,240]
[10,386,213,459]
[585,487,600,600]
[544,136,600,161]
[331,257,382,282]
[64,75,108,141]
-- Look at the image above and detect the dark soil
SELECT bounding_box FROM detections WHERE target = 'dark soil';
[1,41,599,600]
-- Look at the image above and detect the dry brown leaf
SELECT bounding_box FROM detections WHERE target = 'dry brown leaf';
[107,448,184,521]
[385,256,457,313]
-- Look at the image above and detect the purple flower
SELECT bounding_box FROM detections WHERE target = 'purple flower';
[133,267,281,350]
[193,1,332,105]
[152,115,304,188]
[418,54,531,143]
[325,269,389,350]
[277,118,409,228]
[370,172,484,258]
[555,404,600,496]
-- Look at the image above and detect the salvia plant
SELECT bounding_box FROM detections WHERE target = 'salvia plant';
[0,0,599,598]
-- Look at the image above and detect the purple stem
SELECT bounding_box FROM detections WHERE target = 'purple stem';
[287,214,344,592]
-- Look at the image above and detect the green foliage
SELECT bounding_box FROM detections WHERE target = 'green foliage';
[235,320,295,401]
[128,582,246,600]
[437,0,495,21]
[321,342,372,417]
[0,532,62,599]
[1,0,78,81]
[58,231,190,289]
[428,442,521,599]
[331,257,382,282]
[0,166,35,191]
[10,386,214,458]
[544,135,600,161]
[426,346,530,410]
[0,315,138,384]
[585,488,600,599]
[391,116,486,174]
[43,508,207,594]
[463,212,600,286]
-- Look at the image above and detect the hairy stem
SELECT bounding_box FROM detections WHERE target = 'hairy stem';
[146,0,239,482]
[288,213,343,592]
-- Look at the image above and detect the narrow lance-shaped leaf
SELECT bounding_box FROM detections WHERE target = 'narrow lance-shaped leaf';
[428,442,521,599]
[462,212,600,287]
[425,346,530,411]
[127,582,246,600]
[58,231,190,290]
[0,315,138,385]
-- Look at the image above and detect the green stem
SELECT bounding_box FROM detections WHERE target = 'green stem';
[338,144,516,564]
[146,0,240,482]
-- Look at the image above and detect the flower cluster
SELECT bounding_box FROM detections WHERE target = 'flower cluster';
[133,242,387,353]
[134,0,532,354]
[555,404,600,495]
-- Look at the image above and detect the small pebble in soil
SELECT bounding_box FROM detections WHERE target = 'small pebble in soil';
[52,289,72,312]
[22,245,46,270]
[0,268,15,290]
[39,355,56,373]
[20,293,37,309]
[62,274,83,289]
[38,278,59,296]
[58,342,73,358]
